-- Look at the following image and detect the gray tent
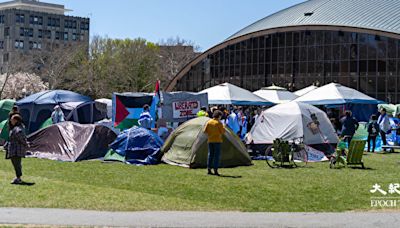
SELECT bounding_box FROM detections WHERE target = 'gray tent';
[27,122,117,162]
[61,101,108,124]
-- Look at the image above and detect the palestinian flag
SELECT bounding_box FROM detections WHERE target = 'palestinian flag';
[155,80,161,98]
[112,93,156,130]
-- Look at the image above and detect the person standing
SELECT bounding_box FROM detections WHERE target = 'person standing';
[378,108,391,149]
[367,114,380,152]
[197,106,209,117]
[8,105,21,131]
[340,111,359,145]
[203,110,225,176]
[239,113,248,139]
[227,108,240,135]
[6,115,29,184]
[51,105,65,124]
[249,109,261,132]
[8,106,20,121]
[207,106,216,118]
[157,119,169,141]
[138,104,153,130]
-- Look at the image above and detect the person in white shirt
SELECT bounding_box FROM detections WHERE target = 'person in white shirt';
[51,105,65,124]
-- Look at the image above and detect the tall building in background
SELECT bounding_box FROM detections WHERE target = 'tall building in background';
[0,0,89,69]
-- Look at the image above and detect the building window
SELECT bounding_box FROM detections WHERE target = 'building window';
[0,41,4,49]
[64,19,77,29]
[80,21,89,30]
[48,17,60,27]
[3,53,9,62]
[64,32,68,41]
[38,29,43,38]
[29,28,33,37]
[29,41,42,50]
[15,40,24,49]
[4,27,9,37]
[55,31,60,40]
[19,28,34,37]
[45,30,51,39]
[0,15,4,24]
[16,13,25,23]
[29,15,43,25]
[72,33,77,41]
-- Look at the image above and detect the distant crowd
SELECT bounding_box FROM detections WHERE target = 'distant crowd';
[197,105,400,153]
[196,105,262,139]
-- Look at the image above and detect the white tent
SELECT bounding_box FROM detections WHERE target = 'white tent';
[294,83,381,105]
[294,85,318,96]
[199,83,272,106]
[246,101,338,145]
[253,86,298,104]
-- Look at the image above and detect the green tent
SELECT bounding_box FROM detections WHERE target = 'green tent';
[104,149,126,163]
[0,119,9,140]
[39,117,53,130]
[161,117,252,168]
[0,99,15,122]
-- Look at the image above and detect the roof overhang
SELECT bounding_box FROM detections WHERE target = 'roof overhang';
[0,2,71,15]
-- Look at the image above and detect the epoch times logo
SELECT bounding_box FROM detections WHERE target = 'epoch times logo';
[370,183,400,208]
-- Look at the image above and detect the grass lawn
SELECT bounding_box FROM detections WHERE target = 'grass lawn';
[0,150,400,212]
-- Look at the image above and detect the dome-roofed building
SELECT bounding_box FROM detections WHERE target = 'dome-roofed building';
[166,0,400,103]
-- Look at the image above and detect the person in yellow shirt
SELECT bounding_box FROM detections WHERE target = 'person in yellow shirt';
[203,110,225,176]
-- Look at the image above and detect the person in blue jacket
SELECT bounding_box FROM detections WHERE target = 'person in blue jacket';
[227,108,240,135]
[340,111,359,145]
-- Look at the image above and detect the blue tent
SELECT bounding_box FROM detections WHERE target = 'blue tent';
[16,90,92,133]
[107,126,164,165]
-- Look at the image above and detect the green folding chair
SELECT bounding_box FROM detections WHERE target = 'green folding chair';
[331,140,366,169]
[346,140,366,169]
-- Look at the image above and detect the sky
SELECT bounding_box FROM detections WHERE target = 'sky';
[40,0,305,51]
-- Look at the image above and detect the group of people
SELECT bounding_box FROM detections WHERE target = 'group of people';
[137,104,170,141]
[198,105,262,140]
[338,108,393,152]
[202,105,398,175]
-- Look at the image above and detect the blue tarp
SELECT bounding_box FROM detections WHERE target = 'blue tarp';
[109,126,164,165]
[325,104,378,122]
[16,90,92,133]
[17,90,91,105]
[347,104,378,122]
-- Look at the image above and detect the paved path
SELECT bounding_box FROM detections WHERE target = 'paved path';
[1,208,400,227]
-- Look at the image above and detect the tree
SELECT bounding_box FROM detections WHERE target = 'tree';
[157,37,201,86]
[0,72,47,99]
[0,52,39,99]
[59,36,160,99]
[31,42,87,89]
